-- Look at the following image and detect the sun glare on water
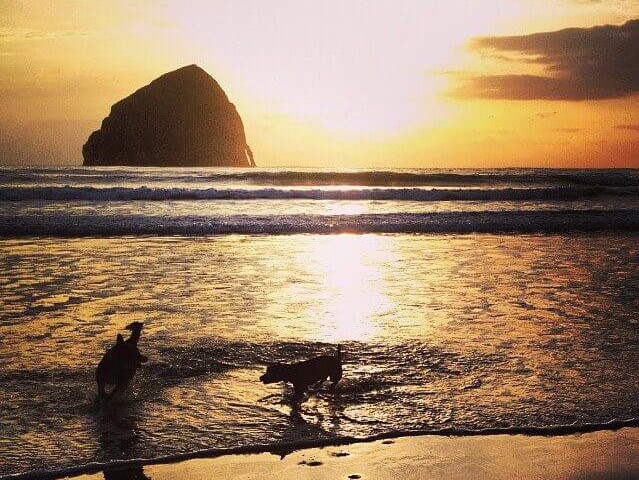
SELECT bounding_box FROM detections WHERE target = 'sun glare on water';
[306,234,396,342]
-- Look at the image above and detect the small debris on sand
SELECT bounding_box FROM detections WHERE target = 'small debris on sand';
[331,451,350,457]
[463,378,482,390]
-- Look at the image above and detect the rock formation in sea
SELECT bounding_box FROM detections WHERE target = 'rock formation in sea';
[83,65,255,167]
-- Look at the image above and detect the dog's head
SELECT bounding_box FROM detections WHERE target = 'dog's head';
[260,364,286,384]
[124,321,144,332]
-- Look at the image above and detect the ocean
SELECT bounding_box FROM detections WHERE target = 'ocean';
[1,167,639,478]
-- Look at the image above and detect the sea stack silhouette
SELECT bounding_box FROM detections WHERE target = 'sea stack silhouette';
[83,65,255,167]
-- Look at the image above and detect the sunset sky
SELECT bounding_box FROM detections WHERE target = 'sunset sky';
[1,0,638,168]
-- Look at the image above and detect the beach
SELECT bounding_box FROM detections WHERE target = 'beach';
[2,167,639,478]
[68,428,639,480]
[4,1,639,477]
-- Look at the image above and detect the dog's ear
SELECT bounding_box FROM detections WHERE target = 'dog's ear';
[116,334,124,345]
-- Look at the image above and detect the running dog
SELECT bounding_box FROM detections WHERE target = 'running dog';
[260,345,342,397]
[95,321,148,401]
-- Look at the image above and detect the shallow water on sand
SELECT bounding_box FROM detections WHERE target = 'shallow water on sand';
[2,233,639,477]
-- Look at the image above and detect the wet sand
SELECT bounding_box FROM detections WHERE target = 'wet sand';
[72,428,639,480]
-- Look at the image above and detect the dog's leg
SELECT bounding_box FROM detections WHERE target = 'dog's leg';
[105,383,122,402]
[292,382,308,400]
[290,391,306,408]
[95,370,107,401]
[105,378,132,402]
[106,383,123,401]
[309,377,327,391]
[329,367,342,390]
[96,382,106,401]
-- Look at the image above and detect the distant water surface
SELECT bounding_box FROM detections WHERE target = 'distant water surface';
[2,166,639,235]
[1,167,639,478]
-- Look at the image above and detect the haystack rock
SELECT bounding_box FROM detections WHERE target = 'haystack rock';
[83,65,255,167]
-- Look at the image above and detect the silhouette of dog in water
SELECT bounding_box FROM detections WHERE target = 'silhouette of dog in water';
[260,345,342,398]
[96,321,148,401]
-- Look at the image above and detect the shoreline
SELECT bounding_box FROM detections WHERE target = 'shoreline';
[5,423,639,480]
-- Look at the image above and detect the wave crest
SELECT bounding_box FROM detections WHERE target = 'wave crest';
[2,210,639,237]
[1,185,638,202]
[3,168,639,187]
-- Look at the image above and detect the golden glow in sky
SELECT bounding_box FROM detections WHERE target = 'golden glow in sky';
[166,1,525,135]
[1,0,638,167]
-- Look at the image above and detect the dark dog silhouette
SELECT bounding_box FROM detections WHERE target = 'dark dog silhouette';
[96,321,148,401]
[260,345,342,397]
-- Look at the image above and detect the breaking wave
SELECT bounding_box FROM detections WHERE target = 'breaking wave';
[3,168,639,187]
[3,210,639,237]
[2,185,638,202]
